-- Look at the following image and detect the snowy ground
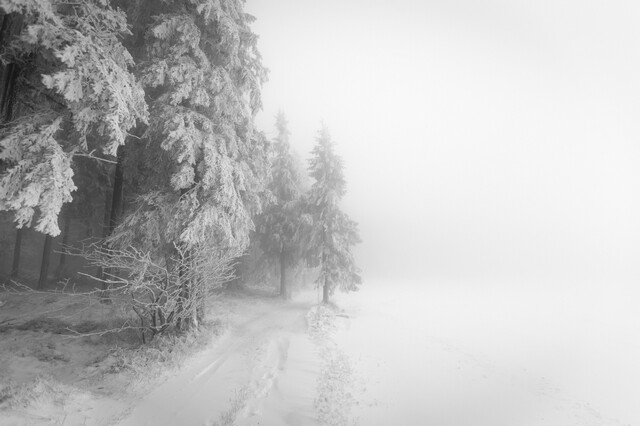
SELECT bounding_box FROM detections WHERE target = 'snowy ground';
[0,289,329,426]
[112,278,640,426]
[2,279,638,425]
[117,293,324,426]
[331,279,640,426]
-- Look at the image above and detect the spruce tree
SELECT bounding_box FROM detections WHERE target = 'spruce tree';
[106,0,269,329]
[113,0,268,251]
[306,125,361,304]
[254,111,305,299]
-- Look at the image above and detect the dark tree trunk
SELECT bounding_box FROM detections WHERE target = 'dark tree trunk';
[108,145,125,234]
[38,235,53,289]
[2,13,24,279]
[0,13,22,121]
[280,245,287,299]
[99,145,124,301]
[102,182,113,239]
[96,182,113,281]
[57,211,71,279]
[10,229,22,278]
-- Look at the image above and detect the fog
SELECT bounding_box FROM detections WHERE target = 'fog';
[331,280,640,424]
[247,0,640,286]
[244,2,640,423]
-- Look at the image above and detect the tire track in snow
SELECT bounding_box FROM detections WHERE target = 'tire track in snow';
[117,295,320,426]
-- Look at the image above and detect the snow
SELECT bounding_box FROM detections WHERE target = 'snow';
[331,279,640,426]
[3,280,638,425]
[117,296,323,426]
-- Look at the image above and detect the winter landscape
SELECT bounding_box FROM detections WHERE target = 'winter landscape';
[2,0,640,425]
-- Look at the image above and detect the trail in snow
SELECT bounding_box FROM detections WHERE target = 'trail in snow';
[74,278,639,426]
[117,293,322,426]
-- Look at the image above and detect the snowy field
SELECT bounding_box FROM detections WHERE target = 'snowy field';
[3,279,637,425]
[114,279,639,426]
[332,279,640,426]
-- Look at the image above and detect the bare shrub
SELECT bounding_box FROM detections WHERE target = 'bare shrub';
[81,241,237,342]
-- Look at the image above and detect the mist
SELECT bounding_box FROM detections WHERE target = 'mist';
[245,1,640,423]
[248,0,640,287]
[1,1,639,424]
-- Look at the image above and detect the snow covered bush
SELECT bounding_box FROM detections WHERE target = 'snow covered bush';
[306,304,339,340]
[84,241,237,342]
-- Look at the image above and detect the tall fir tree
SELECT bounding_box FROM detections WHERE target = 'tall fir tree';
[254,111,305,299]
[306,125,361,304]
[106,0,269,328]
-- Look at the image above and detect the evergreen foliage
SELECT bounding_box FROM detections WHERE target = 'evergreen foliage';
[0,0,148,235]
[253,111,307,296]
[101,0,269,330]
[257,113,304,254]
[305,126,361,303]
[114,0,269,254]
[0,0,364,335]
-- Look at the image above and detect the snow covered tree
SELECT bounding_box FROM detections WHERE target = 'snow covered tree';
[0,0,148,236]
[114,0,267,248]
[305,125,361,304]
[105,0,269,329]
[254,111,306,299]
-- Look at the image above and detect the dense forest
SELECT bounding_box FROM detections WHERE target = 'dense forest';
[0,0,361,340]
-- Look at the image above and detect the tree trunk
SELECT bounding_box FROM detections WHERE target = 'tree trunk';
[96,182,113,281]
[57,210,71,279]
[38,235,53,289]
[176,243,194,331]
[321,242,329,303]
[279,245,287,299]
[0,13,22,121]
[2,13,24,279]
[322,278,330,304]
[108,145,125,234]
[100,145,124,301]
[176,186,195,331]
[10,229,22,278]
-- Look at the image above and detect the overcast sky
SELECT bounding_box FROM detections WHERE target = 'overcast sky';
[245,0,640,286]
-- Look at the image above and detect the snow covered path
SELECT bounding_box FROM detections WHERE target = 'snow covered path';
[117,294,322,426]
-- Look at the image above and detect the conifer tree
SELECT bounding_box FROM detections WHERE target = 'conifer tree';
[254,111,305,299]
[114,0,268,250]
[106,0,269,329]
[0,0,148,236]
[306,125,361,304]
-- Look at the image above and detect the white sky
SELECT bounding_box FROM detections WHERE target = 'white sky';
[246,0,640,285]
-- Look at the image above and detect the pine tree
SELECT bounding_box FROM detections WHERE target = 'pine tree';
[254,111,305,299]
[113,0,268,251]
[306,125,361,304]
[0,0,148,236]
[106,0,269,329]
